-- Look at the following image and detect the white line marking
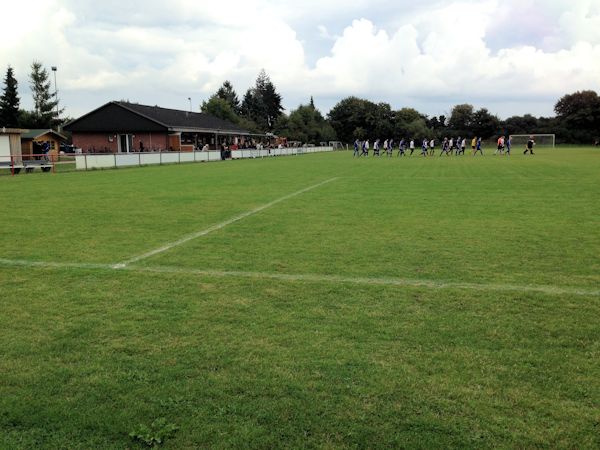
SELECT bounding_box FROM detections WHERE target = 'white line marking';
[114,177,339,267]
[1,258,599,297]
[0,258,113,270]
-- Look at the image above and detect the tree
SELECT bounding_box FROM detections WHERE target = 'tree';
[201,92,262,133]
[471,108,501,139]
[215,80,240,114]
[240,70,284,131]
[276,101,336,143]
[554,90,600,143]
[447,104,474,136]
[241,88,266,126]
[427,115,447,139]
[393,107,430,139]
[502,114,539,135]
[328,97,389,142]
[17,109,38,129]
[29,61,62,128]
[201,95,239,124]
[257,70,284,129]
[371,102,394,138]
[0,66,20,127]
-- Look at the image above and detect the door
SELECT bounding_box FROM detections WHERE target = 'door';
[118,134,133,153]
[169,134,181,151]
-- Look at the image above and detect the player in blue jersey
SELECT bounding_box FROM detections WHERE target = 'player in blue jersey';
[398,138,406,156]
[474,137,483,155]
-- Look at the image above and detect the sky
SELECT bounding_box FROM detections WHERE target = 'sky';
[2,0,600,120]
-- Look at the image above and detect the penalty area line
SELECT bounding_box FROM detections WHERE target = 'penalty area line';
[1,257,599,298]
[113,177,339,268]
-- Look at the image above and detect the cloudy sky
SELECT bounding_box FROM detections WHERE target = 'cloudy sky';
[2,0,600,120]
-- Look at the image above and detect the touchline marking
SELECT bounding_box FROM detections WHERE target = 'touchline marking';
[0,258,114,271]
[114,177,339,268]
[1,258,599,297]
[131,267,600,297]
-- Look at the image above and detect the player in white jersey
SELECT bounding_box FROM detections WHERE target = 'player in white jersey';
[421,138,428,156]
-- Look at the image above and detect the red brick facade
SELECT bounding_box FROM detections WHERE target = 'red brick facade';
[73,132,170,153]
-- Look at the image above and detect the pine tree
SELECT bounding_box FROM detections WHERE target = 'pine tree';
[0,66,20,127]
[256,70,283,129]
[240,88,265,129]
[239,70,285,131]
[29,61,62,128]
[215,80,240,114]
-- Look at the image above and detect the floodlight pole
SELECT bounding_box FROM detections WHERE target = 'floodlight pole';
[51,66,59,128]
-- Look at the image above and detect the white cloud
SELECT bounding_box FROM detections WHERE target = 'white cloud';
[1,0,599,119]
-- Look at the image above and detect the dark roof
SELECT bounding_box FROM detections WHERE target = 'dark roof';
[64,101,251,135]
[117,102,249,134]
[21,129,67,141]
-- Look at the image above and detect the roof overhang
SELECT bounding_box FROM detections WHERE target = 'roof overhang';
[169,127,254,136]
[0,127,26,135]
[21,130,68,141]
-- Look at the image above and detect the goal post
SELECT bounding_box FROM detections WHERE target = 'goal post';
[509,134,555,148]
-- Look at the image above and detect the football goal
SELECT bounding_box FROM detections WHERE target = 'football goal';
[510,134,555,148]
[329,141,345,150]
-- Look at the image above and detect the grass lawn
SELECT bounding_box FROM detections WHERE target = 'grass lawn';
[1,148,599,448]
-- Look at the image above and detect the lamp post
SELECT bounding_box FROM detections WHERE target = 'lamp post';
[51,66,59,129]
[188,97,192,112]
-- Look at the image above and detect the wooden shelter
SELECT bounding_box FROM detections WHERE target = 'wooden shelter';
[21,129,67,160]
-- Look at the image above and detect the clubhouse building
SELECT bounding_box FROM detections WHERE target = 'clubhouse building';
[64,101,257,153]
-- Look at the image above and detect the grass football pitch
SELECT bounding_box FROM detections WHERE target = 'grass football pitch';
[1,148,599,448]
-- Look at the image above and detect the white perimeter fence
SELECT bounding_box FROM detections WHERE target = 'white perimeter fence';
[74,146,334,170]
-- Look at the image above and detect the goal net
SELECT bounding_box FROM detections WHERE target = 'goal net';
[509,134,555,148]
[329,141,345,150]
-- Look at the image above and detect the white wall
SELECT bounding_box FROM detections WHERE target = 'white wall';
[0,136,10,162]
[75,147,335,170]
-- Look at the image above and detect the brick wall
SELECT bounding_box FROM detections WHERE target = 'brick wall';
[132,132,169,152]
[73,132,169,153]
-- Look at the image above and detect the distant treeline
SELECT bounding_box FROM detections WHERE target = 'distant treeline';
[201,75,600,145]
[2,63,598,145]
[325,92,600,145]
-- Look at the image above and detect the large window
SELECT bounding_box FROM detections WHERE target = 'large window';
[118,134,133,153]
